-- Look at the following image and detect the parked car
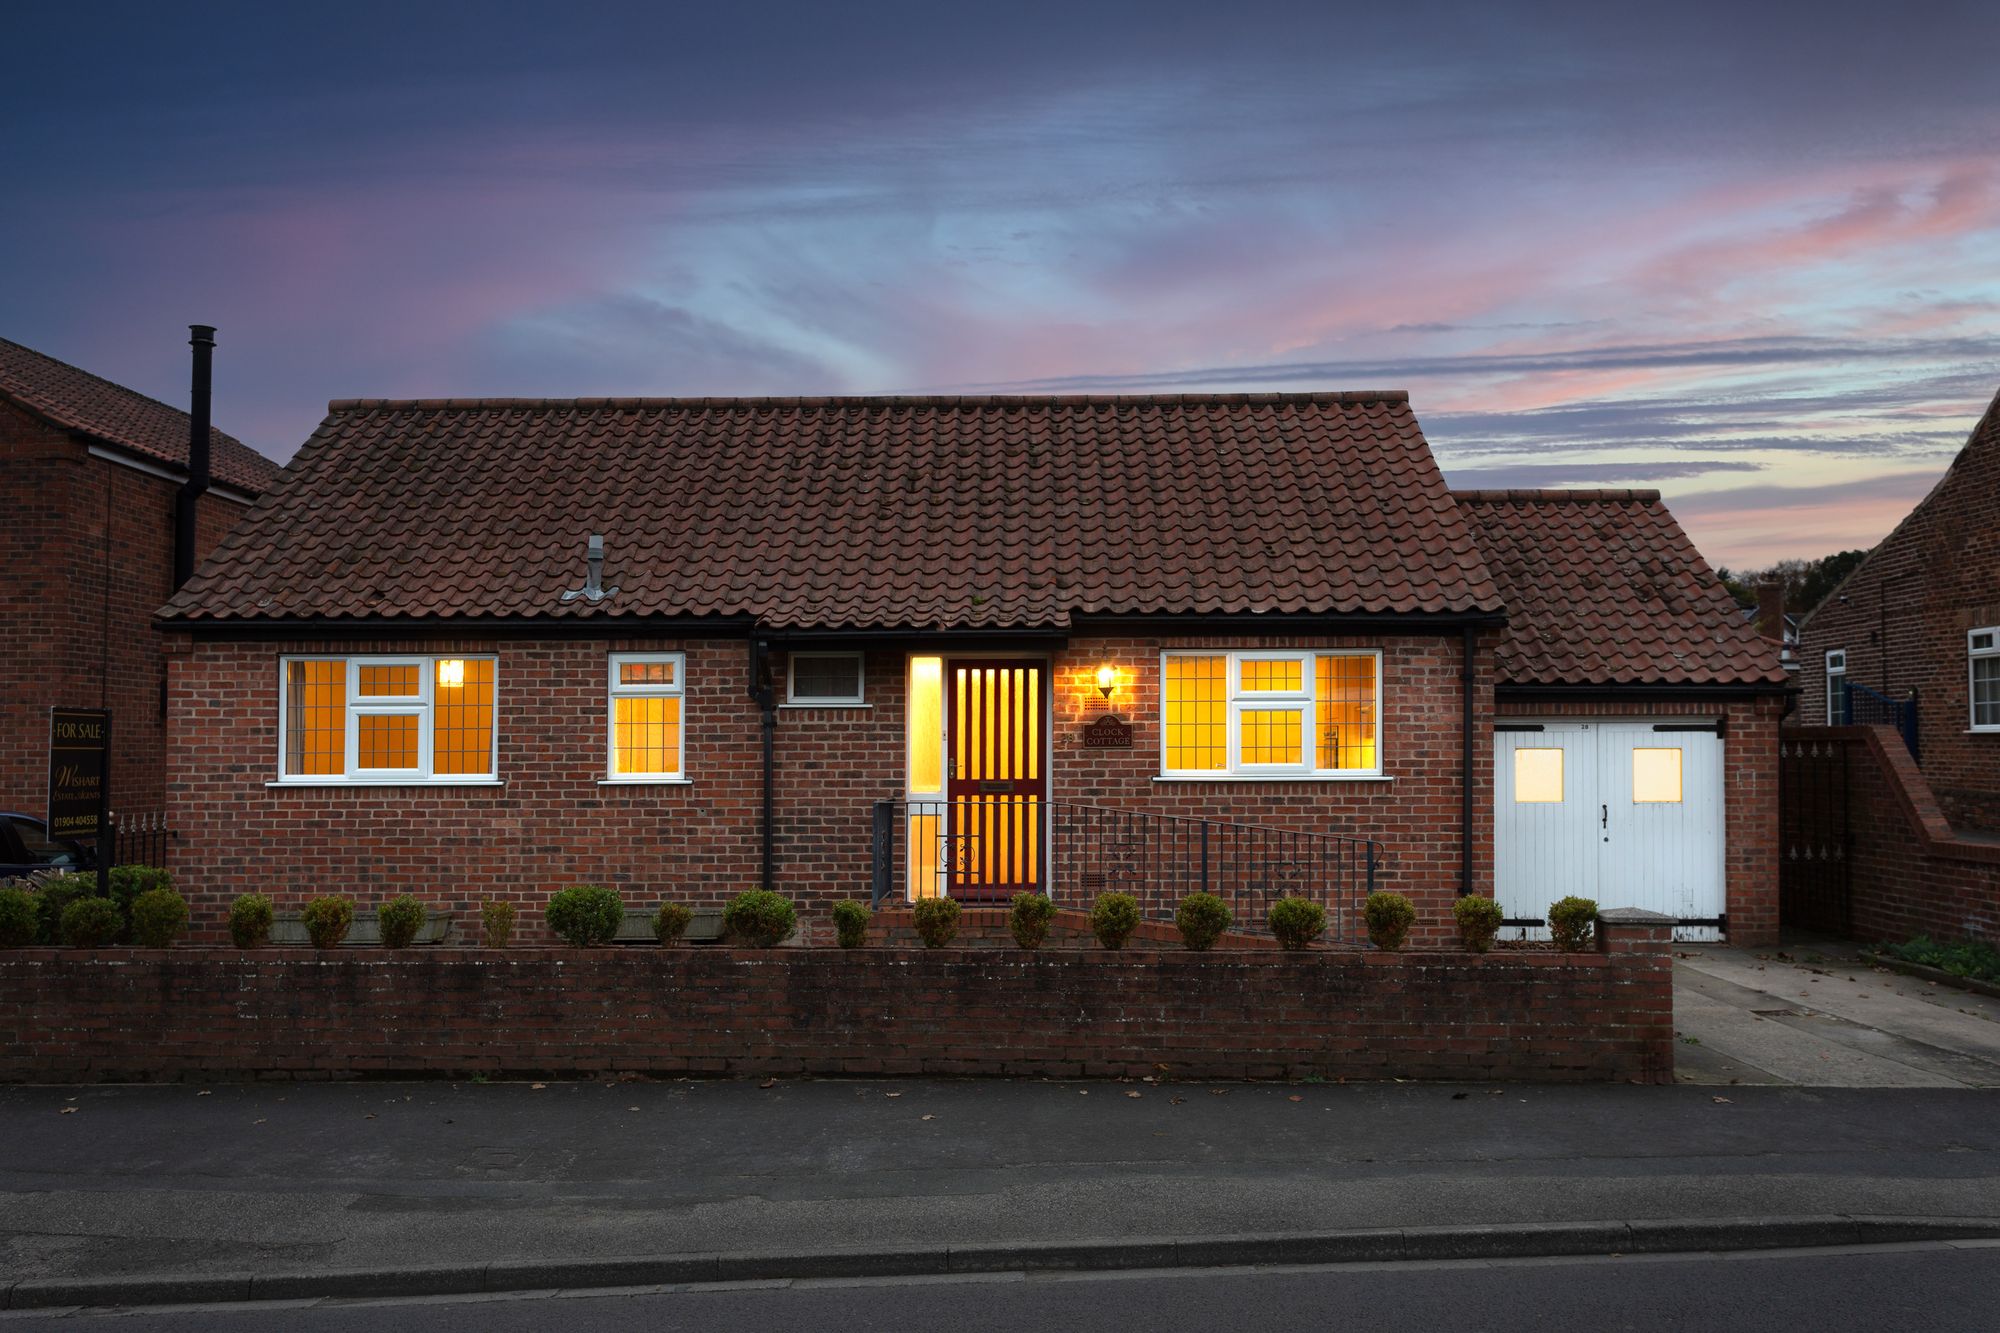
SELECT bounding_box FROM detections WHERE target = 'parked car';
[0,812,94,880]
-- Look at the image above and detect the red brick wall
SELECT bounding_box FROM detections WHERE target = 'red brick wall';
[1792,402,2000,831]
[1493,694,1783,945]
[0,926,1674,1085]
[0,404,255,823]
[165,633,1492,947]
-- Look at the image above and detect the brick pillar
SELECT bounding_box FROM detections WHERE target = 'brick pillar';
[1596,907,1675,1084]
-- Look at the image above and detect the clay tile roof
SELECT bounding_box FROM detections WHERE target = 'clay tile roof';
[161,392,1501,630]
[0,336,281,494]
[1453,489,1786,687]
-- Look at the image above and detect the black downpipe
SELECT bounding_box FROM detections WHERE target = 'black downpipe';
[173,325,215,590]
[749,636,777,889]
[1461,623,1476,897]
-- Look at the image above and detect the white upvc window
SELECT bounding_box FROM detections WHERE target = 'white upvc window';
[787,651,866,705]
[607,653,687,780]
[276,655,498,784]
[1160,649,1383,779]
[1825,649,1847,725]
[1971,629,2000,732]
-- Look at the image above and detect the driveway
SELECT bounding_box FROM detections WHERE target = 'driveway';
[1674,940,2000,1087]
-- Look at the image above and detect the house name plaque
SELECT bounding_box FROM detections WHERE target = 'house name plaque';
[1082,714,1133,748]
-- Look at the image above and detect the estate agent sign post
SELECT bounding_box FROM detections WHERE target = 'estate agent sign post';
[49,707,111,899]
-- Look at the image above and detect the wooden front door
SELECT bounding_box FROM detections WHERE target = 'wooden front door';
[945,660,1047,900]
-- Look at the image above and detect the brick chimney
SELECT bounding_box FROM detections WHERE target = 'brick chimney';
[1753,579,1785,640]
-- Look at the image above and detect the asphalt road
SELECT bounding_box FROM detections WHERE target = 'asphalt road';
[10,1243,1998,1332]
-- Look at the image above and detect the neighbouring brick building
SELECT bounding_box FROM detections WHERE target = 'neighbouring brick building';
[1794,387,2000,832]
[159,393,1782,944]
[1,333,280,826]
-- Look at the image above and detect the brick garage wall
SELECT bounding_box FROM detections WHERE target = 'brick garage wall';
[0,403,253,821]
[1792,399,2000,831]
[1494,694,1783,946]
[1796,725,2000,944]
[167,632,1491,947]
[0,921,1673,1085]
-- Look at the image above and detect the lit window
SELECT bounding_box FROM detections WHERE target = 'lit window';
[1513,748,1564,803]
[1162,651,1381,777]
[278,656,496,782]
[1632,748,1684,803]
[608,653,685,779]
[1971,629,2000,731]
[788,652,865,705]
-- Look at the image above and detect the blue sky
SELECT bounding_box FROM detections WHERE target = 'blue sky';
[5,1,1999,565]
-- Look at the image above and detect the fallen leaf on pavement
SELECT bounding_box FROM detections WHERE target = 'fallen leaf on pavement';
[531,1083,546,1091]
[759,1079,778,1089]
[885,1091,903,1098]
[1209,1088,1227,1096]
[59,1107,77,1115]
[1287,1095,1303,1103]
[628,1106,640,1112]
[1170,1097,1186,1105]
[921,1114,935,1121]
[1712,1096,1732,1104]
[196,1090,211,1097]
[254,1118,266,1124]
[1125,1090,1142,1099]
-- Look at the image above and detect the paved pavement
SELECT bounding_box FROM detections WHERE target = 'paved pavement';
[1673,941,2000,1087]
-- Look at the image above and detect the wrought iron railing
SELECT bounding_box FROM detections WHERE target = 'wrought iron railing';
[869,798,1378,944]
[1840,680,1919,762]
[106,812,172,869]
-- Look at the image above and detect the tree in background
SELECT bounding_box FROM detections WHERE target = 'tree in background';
[1716,549,1872,617]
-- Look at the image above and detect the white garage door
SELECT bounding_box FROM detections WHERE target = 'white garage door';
[1495,721,1726,942]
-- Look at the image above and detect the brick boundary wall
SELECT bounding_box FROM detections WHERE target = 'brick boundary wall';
[1799,725,2000,944]
[868,906,1281,950]
[0,915,1673,1085]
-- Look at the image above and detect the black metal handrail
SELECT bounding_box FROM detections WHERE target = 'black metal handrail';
[869,798,1378,944]
[1840,680,1919,762]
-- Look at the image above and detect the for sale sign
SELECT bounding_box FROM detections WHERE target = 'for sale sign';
[48,707,110,841]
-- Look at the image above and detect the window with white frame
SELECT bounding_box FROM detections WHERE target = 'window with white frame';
[787,652,865,705]
[1971,629,2000,731]
[1160,650,1381,777]
[1825,649,1847,725]
[278,655,497,782]
[607,653,686,779]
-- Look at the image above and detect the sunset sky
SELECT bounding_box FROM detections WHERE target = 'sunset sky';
[6,1,1998,568]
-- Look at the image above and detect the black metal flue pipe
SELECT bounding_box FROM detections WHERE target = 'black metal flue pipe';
[173,325,216,590]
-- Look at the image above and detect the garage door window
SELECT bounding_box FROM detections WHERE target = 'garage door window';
[1632,748,1683,803]
[1513,747,1564,802]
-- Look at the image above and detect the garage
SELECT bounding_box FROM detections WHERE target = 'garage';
[1495,720,1726,942]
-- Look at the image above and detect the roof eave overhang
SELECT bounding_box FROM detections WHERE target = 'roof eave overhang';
[1496,680,1793,700]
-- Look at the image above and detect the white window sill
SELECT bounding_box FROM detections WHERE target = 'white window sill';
[1966,728,2000,735]
[1153,773,1392,783]
[267,778,505,788]
[780,702,872,710]
[597,776,694,786]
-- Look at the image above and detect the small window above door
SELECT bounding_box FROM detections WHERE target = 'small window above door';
[788,652,866,706]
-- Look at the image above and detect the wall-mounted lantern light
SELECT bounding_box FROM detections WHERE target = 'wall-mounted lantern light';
[1095,664,1118,700]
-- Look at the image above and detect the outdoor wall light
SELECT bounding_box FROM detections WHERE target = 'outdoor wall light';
[1095,664,1118,699]
[437,658,467,689]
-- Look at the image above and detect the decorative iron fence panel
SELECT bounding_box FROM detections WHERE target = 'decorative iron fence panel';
[1778,736,1850,935]
[107,812,173,869]
[870,798,1377,945]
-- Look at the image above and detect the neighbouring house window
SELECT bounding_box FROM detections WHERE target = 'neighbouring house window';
[608,653,686,779]
[1160,651,1382,777]
[1825,649,1846,725]
[278,656,496,782]
[788,652,865,705]
[1972,629,2000,731]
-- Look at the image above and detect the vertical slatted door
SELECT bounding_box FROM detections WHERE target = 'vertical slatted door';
[945,661,1046,901]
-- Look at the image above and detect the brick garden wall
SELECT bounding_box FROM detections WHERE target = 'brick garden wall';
[1494,694,1784,946]
[1,404,254,821]
[0,920,1674,1085]
[165,632,1492,946]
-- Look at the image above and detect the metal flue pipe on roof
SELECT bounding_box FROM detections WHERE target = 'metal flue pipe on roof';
[173,324,215,590]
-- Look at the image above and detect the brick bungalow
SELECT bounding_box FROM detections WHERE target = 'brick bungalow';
[157,393,1782,944]
[1,331,280,827]
[1794,386,2000,833]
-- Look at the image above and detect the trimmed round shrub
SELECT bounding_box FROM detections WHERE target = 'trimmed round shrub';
[107,865,172,931]
[1362,891,1414,950]
[130,888,190,948]
[831,899,871,949]
[1272,896,1329,950]
[0,887,39,948]
[1547,896,1599,952]
[723,889,797,948]
[912,896,960,948]
[377,895,427,949]
[1090,892,1142,950]
[545,885,624,947]
[1453,895,1504,953]
[1174,892,1233,951]
[481,899,517,949]
[33,872,101,945]
[229,893,275,948]
[302,894,356,950]
[654,901,695,946]
[60,897,123,948]
[1009,892,1056,950]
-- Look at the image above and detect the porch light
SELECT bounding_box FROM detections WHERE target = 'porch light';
[437,658,467,689]
[1095,664,1118,700]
